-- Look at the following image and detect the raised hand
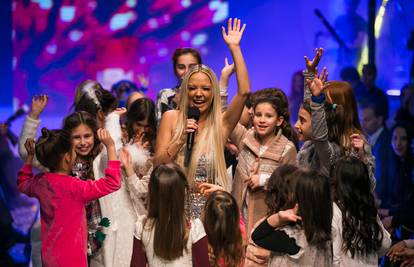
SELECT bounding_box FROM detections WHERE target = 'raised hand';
[29,95,48,120]
[119,148,134,177]
[24,138,36,164]
[221,57,235,78]
[138,73,149,88]
[97,128,115,148]
[304,48,323,74]
[222,18,246,47]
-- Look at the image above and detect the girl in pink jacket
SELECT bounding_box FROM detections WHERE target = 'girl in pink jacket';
[17,128,121,267]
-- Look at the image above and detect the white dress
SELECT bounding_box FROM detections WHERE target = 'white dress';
[331,203,391,267]
[134,216,206,267]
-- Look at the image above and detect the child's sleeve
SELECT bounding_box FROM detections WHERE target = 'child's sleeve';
[311,94,339,177]
[303,70,314,101]
[18,116,48,171]
[191,219,210,267]
[68,160,122,203]
[251,218,300,255]
[17,164,37,197]
[229,123,248,150]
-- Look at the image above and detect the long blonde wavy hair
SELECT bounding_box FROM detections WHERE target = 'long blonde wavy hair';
[168,64,230,191]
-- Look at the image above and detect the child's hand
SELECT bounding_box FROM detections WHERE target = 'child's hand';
[29,95,48,120]
[401,257,414,267]
[222,18,246,48]
[24,138,36,164]
[306,77,324,97]
[247,158,260,189]
[97,128,115,148]
[268,204,301,227]
[133,131,150,150]
[221,57,235,78]
[199,183,224,197]
[113,107,127,116]
[304,48,323,74]
[350,133,365,158]
[119,148,134,177]
[138,73,149,88]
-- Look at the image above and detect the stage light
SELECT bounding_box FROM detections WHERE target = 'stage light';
[69,30,83,42]
[148,18,159,29]
[110,12,136,31]
[126,0,137,8]
[386,89,401,96]
[209,1,228,23]
[182,0,191,8]
[45,44,57,54]
[191,33,208,46]
[60,6,75,22]
[158,48,168,57]
[357,0,389,72]
[181,31,191,41]
[32,0,52,10]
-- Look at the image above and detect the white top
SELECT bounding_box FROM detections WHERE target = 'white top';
[134,216,206,267]
[331,203,391,267]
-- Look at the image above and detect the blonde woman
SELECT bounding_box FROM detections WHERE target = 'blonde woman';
[154,18,250,219]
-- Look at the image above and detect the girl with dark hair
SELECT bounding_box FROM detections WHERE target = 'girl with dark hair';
[245,165,299,266]
[331,156,391,266]
[202,190,244,267]
[130,163,210,267]
[18,87,135,266]
[17,128,121,267]
[252,169,333,266]
[295,48,342,177]
[229,93,297,240]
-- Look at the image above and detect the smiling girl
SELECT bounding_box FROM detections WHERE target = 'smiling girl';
[230,95,297,241]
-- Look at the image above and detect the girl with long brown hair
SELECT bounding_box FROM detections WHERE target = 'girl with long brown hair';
[130,163,210,267]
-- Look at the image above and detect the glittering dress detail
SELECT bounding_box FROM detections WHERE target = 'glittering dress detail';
[186,155,210,220]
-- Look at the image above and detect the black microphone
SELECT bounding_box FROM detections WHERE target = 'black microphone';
[5,104,29,125]
[184,106,201,167]
[4,105,29,146]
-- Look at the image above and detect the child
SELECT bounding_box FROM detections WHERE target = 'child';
[296,48,342,177]
[331,156,391,266]
[245,164,299,267]
[229,94,297,240]
[252,169,333,266]
[130,163,210,267]
[202,190,245,267]
[17,128,121,267]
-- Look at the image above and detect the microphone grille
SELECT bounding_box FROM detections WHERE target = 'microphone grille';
[187,106,201,120]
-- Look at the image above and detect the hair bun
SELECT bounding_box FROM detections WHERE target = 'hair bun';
[41,127,50,138]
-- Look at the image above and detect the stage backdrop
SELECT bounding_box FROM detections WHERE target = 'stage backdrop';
[9,0,414,120]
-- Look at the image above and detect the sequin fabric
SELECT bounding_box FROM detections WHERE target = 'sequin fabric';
[186,155,210,220]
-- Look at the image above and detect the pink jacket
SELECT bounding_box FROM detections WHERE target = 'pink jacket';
[17,161,121,267]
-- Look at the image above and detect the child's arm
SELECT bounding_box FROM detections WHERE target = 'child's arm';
[69,129,121,203]
[222,18,251,141]
[17,138,37,197]
[303,48,323,101]
[219,57,235,113]
[308,71,339,177]
[251,207,302,254]
[130,237,148,267]
[18,95,48,171]
[105,107,127,151]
